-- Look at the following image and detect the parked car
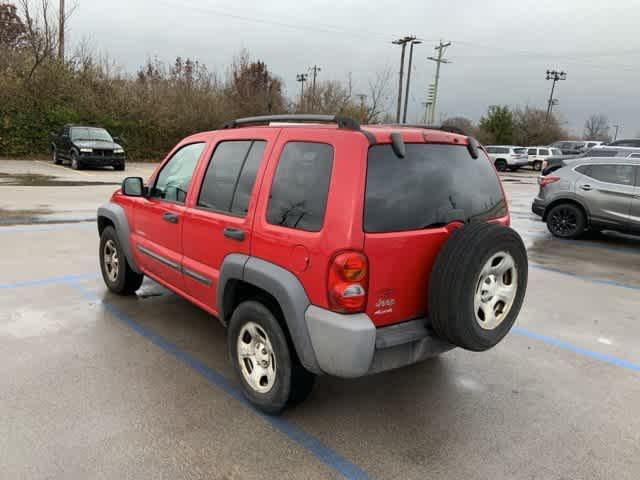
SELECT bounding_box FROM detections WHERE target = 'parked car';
[527,146,563,171]
[541,146,640,175]
[583,140,605,150]
[550,140,585,155]
[50,124,127,170]
[97,114,528,414]
[608,138,640,147]
[485,145,529,171]
[532,156,640,238]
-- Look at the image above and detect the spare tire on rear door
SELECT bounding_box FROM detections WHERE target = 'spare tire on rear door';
[428,222,528,351]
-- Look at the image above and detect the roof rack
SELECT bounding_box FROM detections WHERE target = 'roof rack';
[222,114,360,131]
[375,123,469,136]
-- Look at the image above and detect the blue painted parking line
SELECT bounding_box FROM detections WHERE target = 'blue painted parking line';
[513,326,640,373]
[0,272,98,289]
[67,279,371,480]
[529,262,640,291]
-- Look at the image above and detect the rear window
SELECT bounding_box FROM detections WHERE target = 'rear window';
[364,144,507,233]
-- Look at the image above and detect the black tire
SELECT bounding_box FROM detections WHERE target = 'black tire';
[228,301,315,414]
[495,159,507,172]
[99,226,143,295]
[114,163,125,171]
[509,166,519,172]
[546,203,586,239]
[533,160,543,171]
[70,151,82,170]
[428,223,528,352]
[52,148,62,165]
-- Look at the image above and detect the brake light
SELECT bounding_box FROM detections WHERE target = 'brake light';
[328,251,368,313]
[539,176,560,188]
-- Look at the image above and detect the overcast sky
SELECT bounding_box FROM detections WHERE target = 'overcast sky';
[69,0,640,137]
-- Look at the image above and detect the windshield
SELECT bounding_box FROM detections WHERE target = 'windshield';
[364,144,507,233]
[70,127,113,142]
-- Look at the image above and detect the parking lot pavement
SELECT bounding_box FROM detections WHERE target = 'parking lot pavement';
[1,161,640,479]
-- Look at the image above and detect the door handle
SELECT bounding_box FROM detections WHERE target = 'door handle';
[162,212,179,224]
[223,227,245,241]
[580,184,593,191]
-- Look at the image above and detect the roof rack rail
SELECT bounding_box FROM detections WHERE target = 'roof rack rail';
[377,123,469,136]
[222,114,360,131]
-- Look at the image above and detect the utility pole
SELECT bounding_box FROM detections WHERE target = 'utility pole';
[402,39,422,123]
[427,40,451,124]
[545,70,567,121]
[392,36,416,123]
[296,73,308,111]
[309,65,321,109]
[58,0,65,59]
[613,124,620,141]
[421,101,432,124]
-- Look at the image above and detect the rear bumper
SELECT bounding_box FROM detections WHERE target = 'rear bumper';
[304,306,454,378]
[532,197,546,217]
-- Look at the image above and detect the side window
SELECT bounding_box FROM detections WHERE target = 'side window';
[575,164,591,176]
[628,153,640,159]
[498,147,509,154]
[63,126,70,136]
[266,142,333,232]
[197,140,266,216]
[150,142,205,203]
[528,148,537,155]
[539,148,549,156]
[586,164,634,186]
[486,147,495,154]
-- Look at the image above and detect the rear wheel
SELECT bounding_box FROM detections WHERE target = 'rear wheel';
[428,223,528,351]
[228,301,315,414]
[546,203,586,239]
[533,160,543,171]
[52,149,61,165]
[114,163,125,171]
[495,159,507,172]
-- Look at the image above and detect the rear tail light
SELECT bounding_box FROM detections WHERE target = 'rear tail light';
[539,176,560,188]
[328,251,368,313]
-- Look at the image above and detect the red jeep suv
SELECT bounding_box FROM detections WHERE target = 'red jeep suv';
[97,115,528,413]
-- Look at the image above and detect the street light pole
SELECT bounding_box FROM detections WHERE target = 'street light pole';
[402,39,421,124]
[545,70,567,121]
[393,36,416,123]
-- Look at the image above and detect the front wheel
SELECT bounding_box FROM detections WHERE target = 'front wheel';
[228,301,315,414]
[99,226,143,294]
[114,163,125,171]
[52,149,61,165]
[495,159,507,172]
[70,152,82,170]
[546,203,586,239]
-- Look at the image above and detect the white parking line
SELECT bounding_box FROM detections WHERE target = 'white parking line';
[35,160,95,177]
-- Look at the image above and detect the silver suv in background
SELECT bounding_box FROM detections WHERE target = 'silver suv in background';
[485,145,529,171]
[532,157,640,238]
[527,146,563,171]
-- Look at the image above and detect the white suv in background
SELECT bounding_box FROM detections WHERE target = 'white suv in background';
[527,146,563,171]
[485,146,529,171]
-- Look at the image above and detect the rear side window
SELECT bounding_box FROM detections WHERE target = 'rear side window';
[364,144,507,233]
[513,148,527,154]
[528,148,537,155]
[540,148,549,156]
[198,140,265,216]
[266,142,333,231]
[583,164,634,185]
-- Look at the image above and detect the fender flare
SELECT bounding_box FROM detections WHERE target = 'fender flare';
[218,254,321,374]
[543,194,592,221]
[97,202,141,273]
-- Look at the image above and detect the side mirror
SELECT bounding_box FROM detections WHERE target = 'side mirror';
[113,136,121,143]
[122,177,145,197]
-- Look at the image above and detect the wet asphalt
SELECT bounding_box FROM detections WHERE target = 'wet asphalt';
[1,159,639,479]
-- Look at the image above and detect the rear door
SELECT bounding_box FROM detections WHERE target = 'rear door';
[181,130,278,312]
[575,163,635,229]
[362,143,508,326]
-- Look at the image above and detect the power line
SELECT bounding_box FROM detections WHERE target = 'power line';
[427,40,451,124]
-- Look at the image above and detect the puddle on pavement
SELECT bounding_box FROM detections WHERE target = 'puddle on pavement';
[0,172,119,187]
[0,208,95,226]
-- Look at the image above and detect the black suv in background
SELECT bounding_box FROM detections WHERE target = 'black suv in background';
[50,125,127,170]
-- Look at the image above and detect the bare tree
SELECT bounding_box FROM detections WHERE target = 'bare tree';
[363,68,392,123]
[583,113,611,141]
[512,106,566,146]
